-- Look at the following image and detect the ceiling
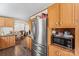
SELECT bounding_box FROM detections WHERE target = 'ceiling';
[0,3,52,20]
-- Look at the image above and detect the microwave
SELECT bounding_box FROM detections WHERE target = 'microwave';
[51,35,75,49]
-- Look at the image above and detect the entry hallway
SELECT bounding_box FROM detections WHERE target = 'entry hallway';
[0,40,31,56]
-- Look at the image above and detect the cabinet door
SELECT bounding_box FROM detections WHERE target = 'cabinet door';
[0,17,5,27]
[60,4,75,27]
[29,37,32,50]
[5,18,14,27]
[48,45,74,56]
[22,37,32,50]
[48,45,54,56]
[48,4,60,28]
[74,4,79,26]
[0,37,8,48]
[48,45,59,56]
[48,28,52,45]
[25,37,30,49]
[59,50,75,56]
[59,49,74,56]
[4,37,10,48]
[75,27,79,56]
[28,20,32,31]
[9,36,15,47]
[0,37,5,48]
[74,4,79,56]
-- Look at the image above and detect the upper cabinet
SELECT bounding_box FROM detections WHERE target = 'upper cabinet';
[48,4,75,28]
[0,17,5,27]
[28,19,33,31]
[48,4,60,28]
[0,17,14,27]
[60,4,75,27]
[5,18,14,27]
[74,4,79,26]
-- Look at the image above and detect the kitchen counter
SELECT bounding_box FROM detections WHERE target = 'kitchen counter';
[0,34,15,37]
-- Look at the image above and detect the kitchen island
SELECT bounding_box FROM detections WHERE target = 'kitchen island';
[0,35,15,49]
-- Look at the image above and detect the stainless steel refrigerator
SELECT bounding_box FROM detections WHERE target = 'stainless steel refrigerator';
[31,13,47,56]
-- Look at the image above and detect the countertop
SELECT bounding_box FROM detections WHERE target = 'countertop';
[0,34,15,37]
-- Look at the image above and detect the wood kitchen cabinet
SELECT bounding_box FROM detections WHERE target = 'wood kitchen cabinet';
[48,45,59,56]
[24,37,29,49]
[0,37,6,48]
[75,27,79,56]
[59,49,74,56]
[4,37,10,48]
[74,4,79,26]
[48,28,52,45]
[0,36,15,49]
[9,36,15,47]
[48,45,74,56]
[48,3,76,56]
[0,17,14,27]
[60,4,75,27]
[0,17,5,27]
[48,4,60,28]
[23,36,32,50]
[29,37,32,50]
[48,4,75,28]
[0,37,9,48]
[5,18,14,27]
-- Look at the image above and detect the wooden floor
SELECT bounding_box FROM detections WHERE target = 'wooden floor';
[0,40,31,56]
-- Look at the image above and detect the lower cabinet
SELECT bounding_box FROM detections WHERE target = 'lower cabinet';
[0,37,7,48]
[9,36,15,47]
[4,37,10,48]
[26,36,32,50]
[48,45,59,56]
[22,36,32,50]
[0,36,15,49]
[48,45,74,56]
[59,49,74,56]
